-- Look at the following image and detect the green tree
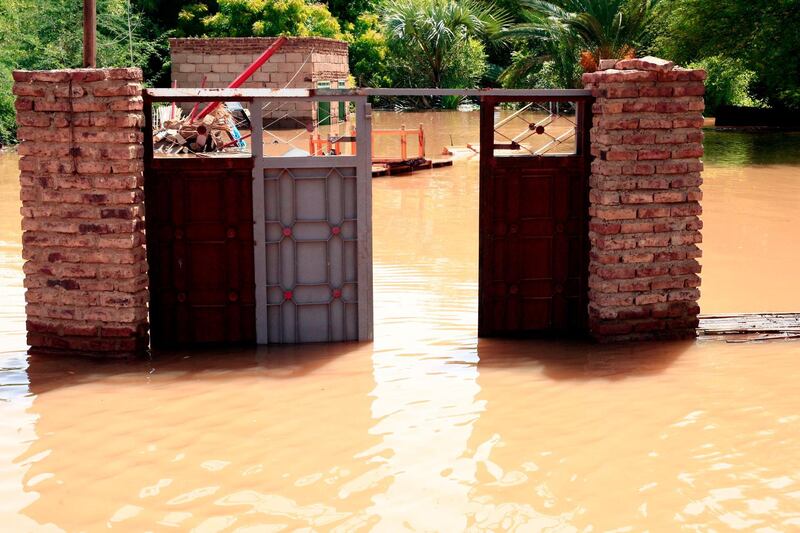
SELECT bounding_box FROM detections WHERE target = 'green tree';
[344,13,392,87]
[505,0,656,69]
[381,0,510,88]
[324,0,373,24]
[179,0,342,38]
[0,0,159,144]
[687,56,760,116]
[499,10,582,88]
[654,0,800,110]
[137,0,218,30]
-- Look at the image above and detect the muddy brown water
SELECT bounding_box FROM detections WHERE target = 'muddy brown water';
[1,113,800,531]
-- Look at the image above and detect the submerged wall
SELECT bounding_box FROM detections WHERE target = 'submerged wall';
[13,68,148,357]
[583,57,705,341]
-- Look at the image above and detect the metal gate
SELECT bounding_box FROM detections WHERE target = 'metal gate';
[144,88,589,347]
[145,157,257,346]
[144,89,373,348]
[478,94,592,337]
[250,94,373,344]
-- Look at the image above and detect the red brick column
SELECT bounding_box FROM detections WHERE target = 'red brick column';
[13,68,148,357]
[583,57,705,341]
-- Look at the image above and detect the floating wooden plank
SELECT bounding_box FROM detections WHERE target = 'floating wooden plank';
[698,313,800,336]
[371,158,453,177]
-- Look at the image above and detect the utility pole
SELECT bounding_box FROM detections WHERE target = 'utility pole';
[83,0,96,67]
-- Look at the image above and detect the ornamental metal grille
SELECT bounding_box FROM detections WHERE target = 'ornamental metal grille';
[492,101,578,157]
[263,166,359,342]
[251,95,374,344]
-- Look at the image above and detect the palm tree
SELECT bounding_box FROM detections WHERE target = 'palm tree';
[502,0,657,80]
[382,0,512,88]
[499,11,583,88]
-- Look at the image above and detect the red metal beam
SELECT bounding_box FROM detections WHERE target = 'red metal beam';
[195,36,288,121]
[187,76,208,122]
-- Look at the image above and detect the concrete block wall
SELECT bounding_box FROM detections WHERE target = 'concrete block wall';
[13,68,148,357]
[583,57,705,342]
[170,37,349,125]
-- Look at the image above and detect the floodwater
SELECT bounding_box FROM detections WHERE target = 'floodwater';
[1,113,800,531]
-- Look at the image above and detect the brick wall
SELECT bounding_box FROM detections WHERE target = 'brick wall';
[13,68,148,357]
[583,57,705,341]
[170,37,350,125]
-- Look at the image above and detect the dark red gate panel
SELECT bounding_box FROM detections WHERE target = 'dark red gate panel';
[479,96,592,337]
[145,157,256,348]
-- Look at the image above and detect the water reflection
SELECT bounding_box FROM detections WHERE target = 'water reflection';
[13,337,800,531]
[19,344,382,531]
[703,130,800,166]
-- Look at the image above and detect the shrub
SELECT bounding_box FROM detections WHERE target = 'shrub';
[344,14,392,88]
[0,64,15,146]
[180,0,342,38]
[688,56,761,115]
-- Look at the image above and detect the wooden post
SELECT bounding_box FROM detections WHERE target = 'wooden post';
[169,80,177,120]
[400,124,407,161]
[418,123,425,158]
[83,0,96,68]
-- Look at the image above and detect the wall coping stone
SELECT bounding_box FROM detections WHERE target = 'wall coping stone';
[13,68,143,83]
[170,37,348,55]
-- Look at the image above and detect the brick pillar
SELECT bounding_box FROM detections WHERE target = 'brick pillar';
[13,68,147,357]
[583,57,705,341]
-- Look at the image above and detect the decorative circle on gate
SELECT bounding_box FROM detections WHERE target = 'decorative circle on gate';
[174,228,184,240]
[283,290,293,301]
[509,285,519,295]
[332,288,342,299]
[226,227,237,239]
[331,226,341,236]
[282,227,293,237]
[535,125,545,135]
[228,291,239,302]
[177,292,186,303]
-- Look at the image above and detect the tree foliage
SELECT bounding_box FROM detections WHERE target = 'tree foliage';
[324,0,373,24]
[344,14,392,88]
[381,0,510,88]
[687,56,760,116]
[500,0,656,87]
[0,0,159,144]
[178,0,342,38]
[654,0,800,110]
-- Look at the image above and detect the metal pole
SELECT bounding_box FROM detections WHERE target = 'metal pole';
[83,0,96,67]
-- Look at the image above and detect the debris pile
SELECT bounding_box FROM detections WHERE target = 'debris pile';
[153,103,249,155]
[152,37,288,156]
